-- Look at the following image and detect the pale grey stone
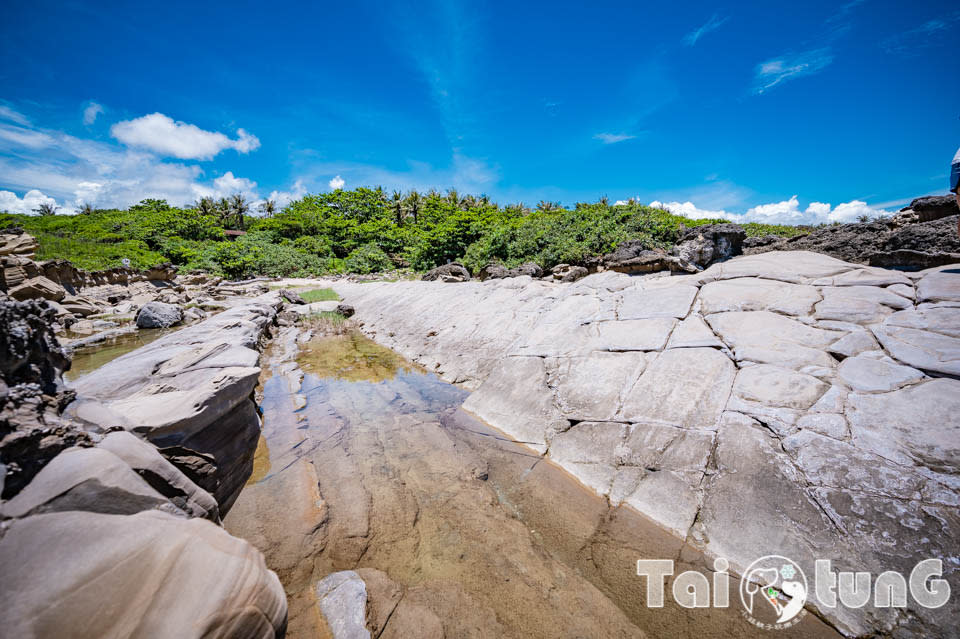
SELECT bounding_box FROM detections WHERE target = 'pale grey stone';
[316,571,371,639]
[796,413,848,439]
[732,364,829,409]
[547,421,627,495]
[592,318,676,352]
[698,277,820,316]
[694,250,852,284]
[847,379,960,476]
[884,306,960,339]
[547,352,645,421]
[618,348,734,428]
[462,356,567,453]
[706,310,841,369]
[622,469,702,538]
[814,286,910,324]
[666,315,725,348]
[871,322,960,376]
[827,329,880,358]
[617,283,698,319]
[811,266,912,287]
[836,355,925,392]
[917,269,960,302]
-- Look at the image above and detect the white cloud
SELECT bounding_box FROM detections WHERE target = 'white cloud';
[0,189,62,215]
[82,102,104,125]
[649,195,891,224]
[753,48,834,94]
[0,124,55,149]
[110,113,261,160]
[0,105,31,126]
[267,179,308,208]
[684,14,729,46]
[593,132,636,145]
[328,175,345,190]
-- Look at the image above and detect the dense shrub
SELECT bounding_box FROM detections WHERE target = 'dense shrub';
[1,191,810,278]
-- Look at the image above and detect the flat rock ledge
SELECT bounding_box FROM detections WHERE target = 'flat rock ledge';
[0,293,288,638]
[332,251,960,638]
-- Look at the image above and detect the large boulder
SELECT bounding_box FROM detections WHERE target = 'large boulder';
[672,223,745,269]
[900,194,960,222]
[421,263,471,282]
[135,301,183,328]
[0,510,287,638]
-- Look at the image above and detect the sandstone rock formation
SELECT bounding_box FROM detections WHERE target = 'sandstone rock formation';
[332,252,960,637]
[1,293,288,638]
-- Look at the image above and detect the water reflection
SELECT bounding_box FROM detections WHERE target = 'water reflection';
[64,329,171,381]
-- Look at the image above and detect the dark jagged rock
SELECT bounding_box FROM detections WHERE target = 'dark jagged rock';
[672,223,746,269]
[336,303,356,317]
[745,215,960,270]
[900,195,960,222]
[478,261,543,281]
[0,298,87,498]
[601,242,695,274]
[550,264,589,282]
[279,288,306,305]
[422,262,471,282]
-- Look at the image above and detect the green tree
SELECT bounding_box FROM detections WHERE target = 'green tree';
[34,202,57,216]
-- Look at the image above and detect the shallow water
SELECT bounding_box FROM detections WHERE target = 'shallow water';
[64,329,171,381]
[226,331,840,639]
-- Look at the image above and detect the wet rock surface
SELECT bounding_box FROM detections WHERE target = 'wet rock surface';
[329,251,960,637]
[226,329,839,639]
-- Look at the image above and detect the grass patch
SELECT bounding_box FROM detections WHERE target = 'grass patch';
[300,288,340,302]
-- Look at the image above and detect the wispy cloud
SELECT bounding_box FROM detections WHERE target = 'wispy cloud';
[827,0,867,23]
[882,12,960,54]
[753,48,834,94]
[82,102,104,125]
[0,104,31,126]
[593,132,636,145]
[684,14,729,46]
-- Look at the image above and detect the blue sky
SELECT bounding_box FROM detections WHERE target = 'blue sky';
[1,0,958,224]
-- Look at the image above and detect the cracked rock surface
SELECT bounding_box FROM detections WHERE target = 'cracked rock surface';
[328,252,960,638]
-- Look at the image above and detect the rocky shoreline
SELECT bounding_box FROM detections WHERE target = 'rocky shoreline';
[331,250,960,637]
[0,293,289,638]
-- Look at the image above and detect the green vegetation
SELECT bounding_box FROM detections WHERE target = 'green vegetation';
[1,189,810,278]
[299,288,340,303]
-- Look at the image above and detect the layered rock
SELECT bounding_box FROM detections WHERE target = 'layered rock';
[331,252,960,637]
[1,293,288,638]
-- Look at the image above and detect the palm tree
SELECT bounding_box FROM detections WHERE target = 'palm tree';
[405,190,424,225]
[537,200,561,212]
[391,190,404,226]
[259,199,277,217]
[34,202,57,216]
[446,188,460,209]
[195,197,217,217]
[599,195,610,207]
[78,203,96,215]
[230,194,249,230]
